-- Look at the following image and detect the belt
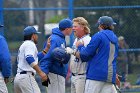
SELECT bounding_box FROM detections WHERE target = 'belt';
[20,71,34,76]
[72,73,85,76]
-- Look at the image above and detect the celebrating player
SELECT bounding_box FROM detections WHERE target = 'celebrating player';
[39,18,73,93]
[66,16,118,93]
[14,26,48,93]
[0,24,11,93]
[70,17,91,93]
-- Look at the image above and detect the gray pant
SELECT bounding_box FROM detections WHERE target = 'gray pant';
[71,75,86,93]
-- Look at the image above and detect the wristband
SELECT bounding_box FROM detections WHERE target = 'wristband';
[42,50,47,54]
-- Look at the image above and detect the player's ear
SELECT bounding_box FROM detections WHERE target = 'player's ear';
[31,34,35,40]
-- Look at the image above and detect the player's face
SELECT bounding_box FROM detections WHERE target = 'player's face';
[65,27,73,36]
[119,39,125,47]
[98,25,103,31]
[32,34,38,44]
[73,22,84,38]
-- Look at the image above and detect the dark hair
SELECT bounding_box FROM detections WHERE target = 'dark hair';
[100,24,114,30]
[24,34,33,41]
[59,27,66,31]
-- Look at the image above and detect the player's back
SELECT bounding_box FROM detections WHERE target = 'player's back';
[17,40,37,74]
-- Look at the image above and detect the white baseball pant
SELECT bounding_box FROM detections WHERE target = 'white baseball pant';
[71,75,86,93]
[84,79,117,93]
[47,72,65,93]
[14,73,41,93]
[0,78,8,93]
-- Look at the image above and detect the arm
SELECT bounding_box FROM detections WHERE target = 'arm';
[38,37,51,61]
[38,47,50,61]
[25,54,48,81]
[33,65,48,81]
[0,37,11,79]
[66,33,101,62]
[39,39,57,74]
[77,34,101,62]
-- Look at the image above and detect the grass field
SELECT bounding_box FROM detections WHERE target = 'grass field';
[6,73,140,93]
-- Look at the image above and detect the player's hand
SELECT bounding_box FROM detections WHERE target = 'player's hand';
[4,78,9,84]
[65,47,75,54]
[46,36,51,49]
[116,74,121,88]
[42,37,51,55]
[39,72,48,81]
[76,40,84,47]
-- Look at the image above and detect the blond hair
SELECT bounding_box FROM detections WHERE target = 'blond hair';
[73,17,90,34]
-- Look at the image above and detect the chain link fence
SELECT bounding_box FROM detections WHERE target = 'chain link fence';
[3,0,140,93]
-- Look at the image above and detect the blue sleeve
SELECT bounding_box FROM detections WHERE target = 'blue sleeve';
[0,37,11,77]
[26,56,35,65]
[39,39,57,74]
[37,41,48,61]
[37,52,44,61]
[78,33,101,62]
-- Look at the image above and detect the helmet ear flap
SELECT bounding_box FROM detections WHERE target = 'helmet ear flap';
[51,47,71,64]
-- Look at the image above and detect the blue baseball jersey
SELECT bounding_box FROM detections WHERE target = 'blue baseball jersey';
[40,27,68,78]
[0,35,11,78]
[78,30,118,84]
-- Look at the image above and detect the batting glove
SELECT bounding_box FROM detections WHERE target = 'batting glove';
[65,47,76,55]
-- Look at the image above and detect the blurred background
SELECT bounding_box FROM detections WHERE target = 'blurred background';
[0,0,140,93]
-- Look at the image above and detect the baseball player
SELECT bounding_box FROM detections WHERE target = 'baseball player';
[0,25,11,93]
[66,16,118,93]
[70,17,91,93]
[39,18,73,93]
[14,26,48,93]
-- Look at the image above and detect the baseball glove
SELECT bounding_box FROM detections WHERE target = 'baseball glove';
[42,77,51,87]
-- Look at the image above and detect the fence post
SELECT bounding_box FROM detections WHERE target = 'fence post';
[68,0,74,47]
[0,0,4,36]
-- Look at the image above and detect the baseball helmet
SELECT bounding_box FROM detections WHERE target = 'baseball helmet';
[51,47,71,64]
[96,16,116,26]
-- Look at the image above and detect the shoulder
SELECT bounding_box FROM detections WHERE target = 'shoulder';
[0,35,6,41]
[90,32,103,42]
[23,40,36,48]
[92,32,103,38]
[51,34,61,41]
[0,36,8,46]
[83,35,91,40]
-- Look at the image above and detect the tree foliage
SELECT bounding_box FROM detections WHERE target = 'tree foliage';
[4,0,26,41]
[74,0,140,48]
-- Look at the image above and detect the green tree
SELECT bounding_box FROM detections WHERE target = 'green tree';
[4,0,26,41]
[74,0,140,48]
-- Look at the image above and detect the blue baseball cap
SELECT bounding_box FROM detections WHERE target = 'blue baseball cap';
[59,18,73,29]
[23,26,41,36]
[96,16,116,26]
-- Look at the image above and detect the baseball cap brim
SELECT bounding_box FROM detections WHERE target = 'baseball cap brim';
[95,22,116,27]
[35,31,41,34]
[113,22,117,25]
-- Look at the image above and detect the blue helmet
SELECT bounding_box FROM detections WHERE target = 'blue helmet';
[51,47,71,64]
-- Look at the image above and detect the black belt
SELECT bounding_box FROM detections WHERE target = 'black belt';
[20,71,34,76]
[72,73,85,76]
